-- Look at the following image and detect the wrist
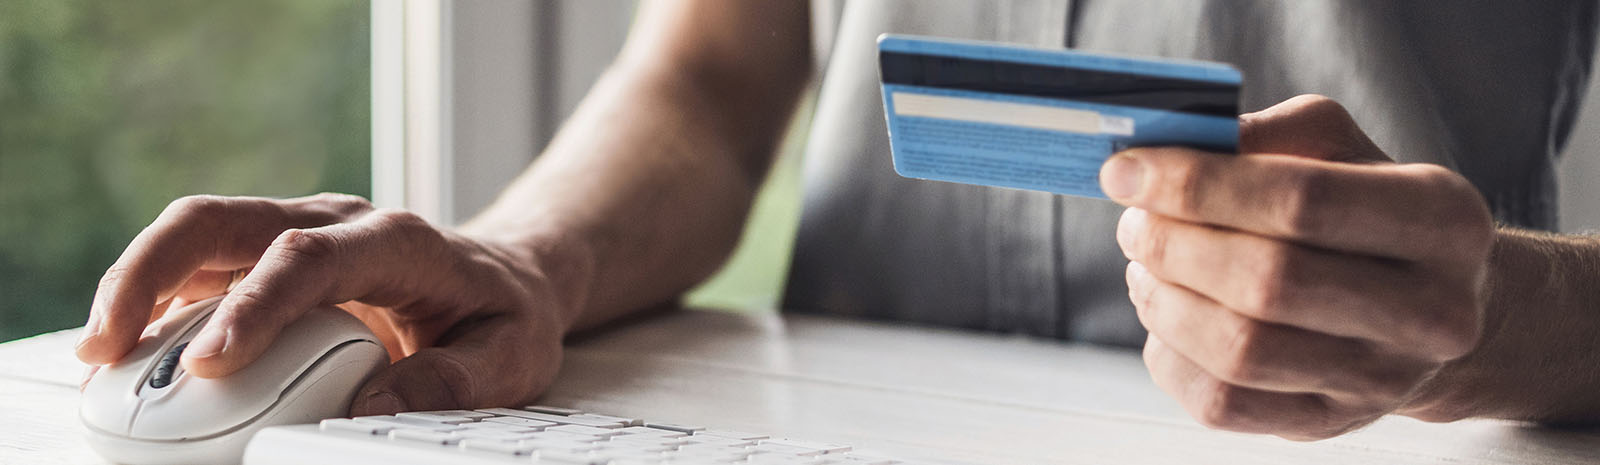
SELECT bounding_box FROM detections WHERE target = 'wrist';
[1400,228,1600,423]
[456,220,598,336]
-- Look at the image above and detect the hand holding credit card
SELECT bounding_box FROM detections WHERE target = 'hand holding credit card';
[877,34,1242,199]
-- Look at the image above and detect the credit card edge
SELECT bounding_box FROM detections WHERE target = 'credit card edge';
[876,33,1243,84]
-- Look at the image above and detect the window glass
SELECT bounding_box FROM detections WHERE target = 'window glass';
[0,0,370,341]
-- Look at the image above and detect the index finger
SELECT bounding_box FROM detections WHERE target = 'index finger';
[1097,148,1489,260]
[77,194,368,365]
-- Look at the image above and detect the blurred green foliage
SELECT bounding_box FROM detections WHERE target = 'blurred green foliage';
[0,0,371,341]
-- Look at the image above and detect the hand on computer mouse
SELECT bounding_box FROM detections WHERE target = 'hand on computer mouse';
[74,193,585,415]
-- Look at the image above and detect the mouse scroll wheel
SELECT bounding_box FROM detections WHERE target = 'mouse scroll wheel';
[148,342,188,389]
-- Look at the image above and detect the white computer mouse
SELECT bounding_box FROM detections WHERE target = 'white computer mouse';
[80,295,389,465]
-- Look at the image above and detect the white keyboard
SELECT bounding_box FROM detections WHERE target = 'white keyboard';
[242,406,906,465]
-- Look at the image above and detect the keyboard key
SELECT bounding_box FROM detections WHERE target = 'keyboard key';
[753,443,825,456]
[643,422,705,434]
[831,455,901,464]
[615,426,689,438]
[697,429,769,441]
[536,450,608,464]
[516,439,599,454]
[459,438,538,456]
[596,451,673,463]
[529,431,606,443]
[681,435,756,447]
[593,441,676,453]
[748,454,828,465]
[524,405,585,416]
[569,413,643,426]
[482,416,557,429]
[547,424,626,437]
[319,418,392,435]
[389,428,461,445]
[398,410,491,424]
[608,435,693,448]
[675,450,761,463]
[762,438,851,454]
[296,409,900,464]
[477,408,624,428]
[353,415,462,432]
[674,449,758,463]
[459,421,541,433]
[676,443,742,455]
[455,429,543,441]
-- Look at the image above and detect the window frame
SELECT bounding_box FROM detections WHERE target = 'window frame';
[369,0,634,225]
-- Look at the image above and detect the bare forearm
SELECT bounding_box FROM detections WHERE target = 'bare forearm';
[1401,228,1600,423]
[458,1,811,332]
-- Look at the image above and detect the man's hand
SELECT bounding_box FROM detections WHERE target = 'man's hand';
[74,193,584,415]
[1101,95,1496,440]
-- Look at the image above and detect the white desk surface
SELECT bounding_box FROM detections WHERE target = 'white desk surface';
[3,309,1598,464]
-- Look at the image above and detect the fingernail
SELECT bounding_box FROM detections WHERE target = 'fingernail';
[1126,261,1155,304]
[1100,154,1144,200]
[76,315,103,349]
[362,392,406,415]
[1116,208,1148,257]
[185,328,227,359]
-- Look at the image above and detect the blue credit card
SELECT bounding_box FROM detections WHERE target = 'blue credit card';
[878,34,1242,198]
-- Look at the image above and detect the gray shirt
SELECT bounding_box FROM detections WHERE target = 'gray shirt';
[782,0,1597,347]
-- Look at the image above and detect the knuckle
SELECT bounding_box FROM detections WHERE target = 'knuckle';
[1242,243,1297,318]
[1134,220,1171,267]
[310,192,375,217]
[1411,165,1494,251]
[1278,168,1333,237]
[219,283,278,325]
[1136,281,1173,333]
[1217,320,1269,384]
[1414,299,1482,360]
[1141,336,1161,367]
[407,350,480,407]
[1289,94,1353,122]
[164,195,232,225]
[1320,419,1367,439]
[1280,425,1344,442]
[1405,401,1472,423]
[1240,273,1290,322]
[1410,163,1464,192]
[1129,275,1154,325]
[269,228,339,266]
[167,194,227,216]
[368,208,447,251]
[97,263,135,292]
[1168,157,1211,218]
[1359,367,1423,405]
[369,208,433,235]
[1193,381,1251,431]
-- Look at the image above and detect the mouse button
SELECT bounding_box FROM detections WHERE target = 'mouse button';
[255,341,389,428]
[80,324,204,436]
[127,373,274,439]
[128,336,315,439]
[79,296,227,437]
[127,306,373,440]
[79,368,142,436]
[143,296,222,341]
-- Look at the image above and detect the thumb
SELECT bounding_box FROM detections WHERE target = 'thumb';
[349,315,562,416]
[1239,94,1391,163]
